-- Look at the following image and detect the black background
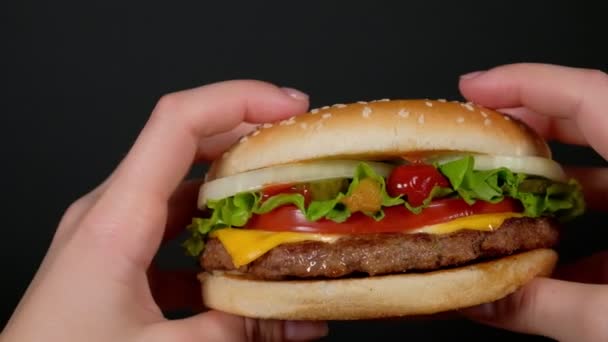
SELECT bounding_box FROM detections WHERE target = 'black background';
[2,1,608,341]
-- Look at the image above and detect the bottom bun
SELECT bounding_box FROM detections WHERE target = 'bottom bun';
[198,248,557,320]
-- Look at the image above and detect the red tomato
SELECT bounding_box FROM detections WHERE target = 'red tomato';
[245,198,522,234]
[261,183,311,205]
[387,165,451,206]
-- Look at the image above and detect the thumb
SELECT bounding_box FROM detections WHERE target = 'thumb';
[460,278,608,342]
[141,310,328,342]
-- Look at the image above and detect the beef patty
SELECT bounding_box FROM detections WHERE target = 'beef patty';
[200,217,560,280]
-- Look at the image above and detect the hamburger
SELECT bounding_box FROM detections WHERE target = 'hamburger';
[183,99,585,320]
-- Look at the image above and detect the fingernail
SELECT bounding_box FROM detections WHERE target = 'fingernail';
[281,87,309,101]
[461,302,495,319]
[284,321,329,341]
[460,70,486,80]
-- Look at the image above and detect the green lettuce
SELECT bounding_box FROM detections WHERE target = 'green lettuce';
[437,156,585,220]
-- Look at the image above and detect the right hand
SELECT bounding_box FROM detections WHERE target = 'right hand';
[458,63,608,342]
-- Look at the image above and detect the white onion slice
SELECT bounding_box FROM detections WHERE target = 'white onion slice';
[429,154,567,182]
[198,160,394,207]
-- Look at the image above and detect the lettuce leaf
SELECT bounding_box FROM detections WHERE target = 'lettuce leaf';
[437,155,585,220]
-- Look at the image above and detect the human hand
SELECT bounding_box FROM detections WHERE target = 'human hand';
[458,63,608,341]
[0,81,328,342]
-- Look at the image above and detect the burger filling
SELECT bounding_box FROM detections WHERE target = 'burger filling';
[201,217,559,280]
[184,155,584,279]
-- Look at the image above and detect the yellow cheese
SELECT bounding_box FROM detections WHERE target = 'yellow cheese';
[409,212,523,234]
[211,229,341,268]
[212,212,522,267]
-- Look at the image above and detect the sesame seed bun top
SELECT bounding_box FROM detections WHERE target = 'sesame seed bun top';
[206,99,551,180]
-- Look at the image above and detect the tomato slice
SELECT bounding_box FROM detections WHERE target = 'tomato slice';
[245,198,522,234]
[261,183,311,205]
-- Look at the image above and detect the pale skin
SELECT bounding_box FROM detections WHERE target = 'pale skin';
[0,82,328,342]
[2,63,607,342]
[458,63,608,342]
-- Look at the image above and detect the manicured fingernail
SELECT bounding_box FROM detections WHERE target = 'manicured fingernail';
[461,303,495,319]
[460,70,486,80]
[281,87,309,101]
[284,321,329,341]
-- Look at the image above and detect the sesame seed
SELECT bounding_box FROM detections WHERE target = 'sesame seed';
[357,101,368,104]
[262,123,273,128]
[362,106,372,118]
[279,117,296,126]
[312,120,324,131]
[463,103,475,111]
[456,117,465,124]
[321,105,330,110]
[398,109,410,118]
[252,130,260,136]
[425,101,433,107]
[437,98,447,102]
[300,122,308,129]
[484,118,492,126]
[333,103,347,108]
[322,113,332,119]
[504,115,511,121]
[310,108,319,114]
[418,114,425,124]
[239,136,248,143]
[481,111,488,118]
[378,98,390,102]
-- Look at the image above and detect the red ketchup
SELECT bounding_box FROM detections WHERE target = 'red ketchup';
[387,164,451,206]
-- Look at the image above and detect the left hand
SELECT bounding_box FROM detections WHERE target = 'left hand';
[1,81,328,342]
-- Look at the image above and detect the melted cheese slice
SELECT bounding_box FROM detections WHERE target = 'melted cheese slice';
[211,229,341,268]
[212,212,522,267]
[410,212,523,234]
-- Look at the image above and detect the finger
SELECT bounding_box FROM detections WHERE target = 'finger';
[147,267,202,313]
[142,310,329,342]
[66,176,202,249]
[108,83,308,201]
[498,107,587,146]
[57,112,244,236]
[563,166,608,212]
[79,82,308,268]
[164,179,203,243]
[460,278,608,342]
[58,123,252,240]
[195,122,259,162]
[554,251,608,284]
[459,63,608,158]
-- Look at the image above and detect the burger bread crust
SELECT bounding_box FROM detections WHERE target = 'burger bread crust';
[199,249,557,320]
[207,99,551,180]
